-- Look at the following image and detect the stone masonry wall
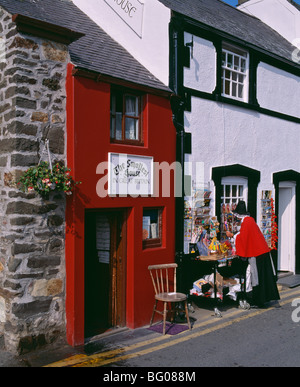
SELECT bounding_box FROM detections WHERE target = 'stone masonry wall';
[0,7,69,354]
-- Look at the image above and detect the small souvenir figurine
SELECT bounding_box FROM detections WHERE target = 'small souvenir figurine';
[210,216,219,238]
[209,237,220,253]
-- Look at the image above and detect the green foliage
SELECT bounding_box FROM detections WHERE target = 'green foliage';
[17,161,80,198]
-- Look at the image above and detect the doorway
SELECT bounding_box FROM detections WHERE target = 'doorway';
[84,209,127,338]
[278,182,296,274]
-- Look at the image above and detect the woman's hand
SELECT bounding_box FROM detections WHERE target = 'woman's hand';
[226,231,233,238]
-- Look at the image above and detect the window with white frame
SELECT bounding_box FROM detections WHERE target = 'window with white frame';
[221,176,248,208]
[221,44,249,102]
[220,176,248,238]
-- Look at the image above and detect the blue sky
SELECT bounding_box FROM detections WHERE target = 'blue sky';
[221,0,300,7]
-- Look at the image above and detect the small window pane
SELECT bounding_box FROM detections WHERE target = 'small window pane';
[238,84,244,98]
[239,185,243,197]
[241,58,246,72]
[116,113,122,140]
[125,95,138,116]
[225,80,230,95]
[110,117,115,138]
[222,52,226,66]
[125,118,138,140]
[238,74,244,83]
[225,185,231,197]
[234,56,239,71]
[227,54,233,68]
[232,185,237,197]
[232,82,237,97]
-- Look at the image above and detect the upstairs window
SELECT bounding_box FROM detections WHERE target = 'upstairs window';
[110,88,143,145]
[221,44,249,102]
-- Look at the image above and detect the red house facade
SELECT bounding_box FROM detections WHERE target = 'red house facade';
[65,65,176,346]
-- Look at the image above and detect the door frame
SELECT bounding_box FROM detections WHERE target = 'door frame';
[277,182,296,273]
[84,208,127,338]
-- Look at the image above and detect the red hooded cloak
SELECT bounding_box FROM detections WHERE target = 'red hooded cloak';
[235,216,270,258]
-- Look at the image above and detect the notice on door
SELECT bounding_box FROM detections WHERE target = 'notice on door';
[103,0,145,37]
[108,153,153,196]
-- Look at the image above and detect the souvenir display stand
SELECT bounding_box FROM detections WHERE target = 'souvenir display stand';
[260,190,278,250]
[185,195,250,317]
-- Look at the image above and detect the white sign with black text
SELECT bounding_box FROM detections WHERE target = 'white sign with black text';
[108,153,154,196]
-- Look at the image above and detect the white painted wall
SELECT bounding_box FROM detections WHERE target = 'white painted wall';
[257,62,300,118]
[184,97,300,216]
[71,0,171,85]
[238,0,300,47]
[184,33,217,93]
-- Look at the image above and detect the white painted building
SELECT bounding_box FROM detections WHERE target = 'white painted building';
[71,0,300,275]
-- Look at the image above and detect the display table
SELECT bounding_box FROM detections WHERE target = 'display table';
[190,254,250,317]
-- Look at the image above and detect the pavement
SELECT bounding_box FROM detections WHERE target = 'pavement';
[0,281,296,368]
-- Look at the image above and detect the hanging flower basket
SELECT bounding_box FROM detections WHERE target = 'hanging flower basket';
[17,161,81,198]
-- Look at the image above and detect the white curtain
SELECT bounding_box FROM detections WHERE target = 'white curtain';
[125,96,138,140]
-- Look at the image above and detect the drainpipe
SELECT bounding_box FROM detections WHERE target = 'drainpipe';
[170,21,186,293]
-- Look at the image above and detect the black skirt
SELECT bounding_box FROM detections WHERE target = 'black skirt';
[252,252,280,306]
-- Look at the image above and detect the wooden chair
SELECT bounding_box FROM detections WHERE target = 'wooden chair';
[148,263,191,334]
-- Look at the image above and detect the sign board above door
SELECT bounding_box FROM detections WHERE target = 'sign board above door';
[108,152,154,196]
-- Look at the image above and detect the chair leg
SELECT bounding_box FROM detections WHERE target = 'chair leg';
[163,301,167,335]
[150,300,157,326]
[184,300,191,330]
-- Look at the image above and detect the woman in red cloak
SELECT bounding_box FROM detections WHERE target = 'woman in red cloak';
[227,201,280,307]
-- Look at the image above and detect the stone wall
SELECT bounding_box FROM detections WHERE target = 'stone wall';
[0,7,69,354]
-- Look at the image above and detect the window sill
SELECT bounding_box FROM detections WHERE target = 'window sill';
[143,238,162,250]
[110,139,144,147]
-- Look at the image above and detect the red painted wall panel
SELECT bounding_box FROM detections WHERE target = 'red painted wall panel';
[66,64,176,345]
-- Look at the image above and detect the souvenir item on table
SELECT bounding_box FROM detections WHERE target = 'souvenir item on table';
[220,240,232,254]
[209,216,219,238]
[197,230,209,256]
[192,278,209,293]
[209,237,220,253]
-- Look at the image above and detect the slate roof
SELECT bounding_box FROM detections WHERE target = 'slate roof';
[158,0,299,67]
[0,0,171,93]
[0,0,298,92]
[288,0,300,11]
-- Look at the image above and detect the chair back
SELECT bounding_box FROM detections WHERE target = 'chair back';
[148,263,177,295]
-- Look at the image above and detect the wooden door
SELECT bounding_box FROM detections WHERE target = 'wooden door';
[84,210,127,338]
[109,211,127,328]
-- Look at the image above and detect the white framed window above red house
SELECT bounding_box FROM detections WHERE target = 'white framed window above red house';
[110,87,143,145]
[221,43,249,102]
